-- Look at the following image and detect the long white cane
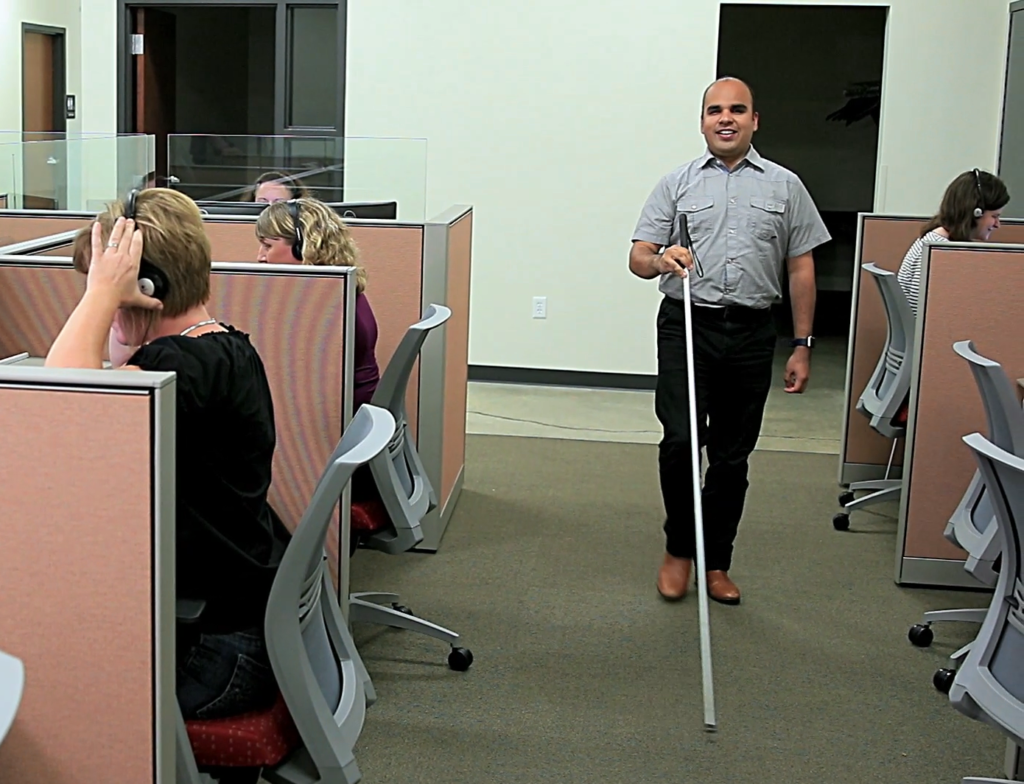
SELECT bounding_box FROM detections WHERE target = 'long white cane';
[678,215,717,732]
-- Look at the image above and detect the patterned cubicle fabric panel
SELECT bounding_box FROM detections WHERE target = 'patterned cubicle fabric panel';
[208,270,346,590]
[0,264,84,356]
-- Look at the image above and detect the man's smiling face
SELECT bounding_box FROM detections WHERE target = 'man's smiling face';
[701,79,758,166]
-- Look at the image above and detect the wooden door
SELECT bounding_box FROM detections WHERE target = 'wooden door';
[133,7,176,180]
[22,28,66,210]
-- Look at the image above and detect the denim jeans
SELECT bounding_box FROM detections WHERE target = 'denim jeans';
[177,627,278,720]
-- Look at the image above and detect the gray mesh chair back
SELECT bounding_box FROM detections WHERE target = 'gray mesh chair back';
[0,648,24,746]
[949,433,1024,746]
[945,341,1024,582]
[366,304,452,555]
[262,404,396,784]
[856,263,915,439]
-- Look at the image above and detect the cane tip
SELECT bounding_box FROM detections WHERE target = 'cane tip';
[704,723,718,733]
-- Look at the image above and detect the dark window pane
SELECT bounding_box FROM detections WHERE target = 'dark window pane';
[288,6,338,128]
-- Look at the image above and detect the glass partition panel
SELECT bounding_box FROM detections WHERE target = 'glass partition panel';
[0,133,154,211]
[167,134,428,220]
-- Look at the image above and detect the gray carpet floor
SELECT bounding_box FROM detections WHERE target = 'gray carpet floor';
[349,435,1004,783]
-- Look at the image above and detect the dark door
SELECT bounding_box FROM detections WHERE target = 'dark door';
[22,26,67,210]
[132,7,177,179]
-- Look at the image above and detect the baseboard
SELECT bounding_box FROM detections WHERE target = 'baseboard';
[468,365,657,391]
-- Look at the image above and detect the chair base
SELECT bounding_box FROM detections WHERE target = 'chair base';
[844,483,901,511]
[923,607,989,626]
[349,592,459,646]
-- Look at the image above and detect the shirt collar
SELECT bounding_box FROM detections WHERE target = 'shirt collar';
[700,144,764,172]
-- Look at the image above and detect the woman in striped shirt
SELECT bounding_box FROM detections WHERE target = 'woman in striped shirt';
[897,169,1010,317]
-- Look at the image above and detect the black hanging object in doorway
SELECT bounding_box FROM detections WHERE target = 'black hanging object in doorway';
[825,80,881,126]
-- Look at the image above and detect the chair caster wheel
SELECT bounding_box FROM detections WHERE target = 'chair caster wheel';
[908,624,934,647]
[448,646,473,671]
[833,513,850,531]
[838,491,855,506]
[933,668,956,694]
[392,603,414,616]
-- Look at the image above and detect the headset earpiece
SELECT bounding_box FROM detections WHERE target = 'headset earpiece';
[973,169,984,219]
[287,199,304,261]
[123,188,170,301]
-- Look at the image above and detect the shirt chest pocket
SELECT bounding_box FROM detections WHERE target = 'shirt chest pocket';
[677,196,715,239]
[749,196,786,241]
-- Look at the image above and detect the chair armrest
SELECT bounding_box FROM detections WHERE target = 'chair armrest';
[176,598,207,624]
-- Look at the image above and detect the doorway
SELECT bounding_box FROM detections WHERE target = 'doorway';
[717,4,888,336]
[120,0,346,200]
[22,24,68,210]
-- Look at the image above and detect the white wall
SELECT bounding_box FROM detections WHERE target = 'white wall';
[346,0,1012,374]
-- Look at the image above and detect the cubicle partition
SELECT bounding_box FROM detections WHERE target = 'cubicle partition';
[206,263,356,597]
[0,209,92,251]
[839,215,1024,486]
[0,255,358,598]
[201,206,473,551]
[895,242,1024,586]
[0,366,176,782]
[0,203,472,551]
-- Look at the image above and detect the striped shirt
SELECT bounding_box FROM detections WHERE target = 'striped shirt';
[896,230,947,317]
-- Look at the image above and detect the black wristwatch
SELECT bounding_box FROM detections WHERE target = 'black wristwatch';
[790,336,815,349]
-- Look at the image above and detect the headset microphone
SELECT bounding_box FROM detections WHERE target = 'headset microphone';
[123,188,170,300]
[973,168,984,219]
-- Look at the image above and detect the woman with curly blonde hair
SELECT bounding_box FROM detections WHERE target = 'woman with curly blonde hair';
[255,198,377,407]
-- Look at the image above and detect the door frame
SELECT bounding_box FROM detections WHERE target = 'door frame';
[21,23,67,135]
[116,0,347,140]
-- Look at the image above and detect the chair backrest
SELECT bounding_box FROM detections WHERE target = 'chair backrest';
[264,404,395,781]
[857,263,916,435]
[949,432,1024,743]
[954,340,1024,456]
[0,648,24,746]
[367,304,452,554]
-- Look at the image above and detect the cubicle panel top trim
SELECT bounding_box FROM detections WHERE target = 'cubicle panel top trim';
[426,205,473,226]
[0,209,98,219]
[210,262,357,278]
[0,367,176,391]
[0,230,80,256]
[0,254,73,268]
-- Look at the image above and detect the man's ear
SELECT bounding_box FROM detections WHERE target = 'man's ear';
[752,111,760,132]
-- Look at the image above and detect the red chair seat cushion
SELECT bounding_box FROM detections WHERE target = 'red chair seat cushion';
[352,499,389,534]
[185,691,300,768]
[893,400,909,426]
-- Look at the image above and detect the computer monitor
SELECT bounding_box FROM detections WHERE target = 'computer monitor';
[195,200,399,220]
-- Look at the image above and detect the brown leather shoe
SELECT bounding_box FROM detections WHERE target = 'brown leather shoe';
[657,554,692,601]
[706,570,741,605]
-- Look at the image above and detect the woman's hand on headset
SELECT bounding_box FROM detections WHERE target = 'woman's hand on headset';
[87,217,163,311]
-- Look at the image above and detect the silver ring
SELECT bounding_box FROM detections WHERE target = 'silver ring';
[107,240,119,248]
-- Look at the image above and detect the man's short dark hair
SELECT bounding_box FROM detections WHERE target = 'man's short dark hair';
[701,76,756,113]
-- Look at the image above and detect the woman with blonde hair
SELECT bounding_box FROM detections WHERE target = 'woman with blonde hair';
[50,188,287,722]
[255,197,379,409]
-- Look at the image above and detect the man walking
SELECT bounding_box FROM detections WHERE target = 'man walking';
[629,77,830,605]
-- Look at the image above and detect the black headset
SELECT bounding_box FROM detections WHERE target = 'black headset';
[124,189,170,300]
[287,199,304,261]
[972,168,985,219]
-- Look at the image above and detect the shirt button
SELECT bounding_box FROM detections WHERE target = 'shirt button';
[729,229,735,234]
[730,198,736,205]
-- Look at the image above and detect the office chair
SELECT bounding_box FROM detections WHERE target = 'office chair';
[178,405,396,784]
[349,304,474,672]
[833,263,914,531]
[0,648,24,747]
[943,433,1024,784]
[909,341,1024,654]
